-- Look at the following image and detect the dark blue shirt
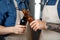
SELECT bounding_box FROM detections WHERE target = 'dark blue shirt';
[0,0,29,27]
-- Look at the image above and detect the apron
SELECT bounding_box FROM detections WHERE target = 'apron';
[42,0,60,23]
[4,0,32,40]
[39,0,60,40]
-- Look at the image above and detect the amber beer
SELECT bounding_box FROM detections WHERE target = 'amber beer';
[20,9,34,25]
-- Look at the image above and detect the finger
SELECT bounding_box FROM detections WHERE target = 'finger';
[18,28,26,33]
[33,25,38,31]
[34,27,39,31]
[33,25,37,31]
[21,26,26,28]
[22,28,26,33]
[18,25,26,28]
[19,29,26,34]
[15,31,24,34]
[16,29,24,33]
[30,21,36,26]
[20,32,25,34]
[31,23,36,28]
[14,30,22,34]
[15,32,19,34]
[16,27,26,32]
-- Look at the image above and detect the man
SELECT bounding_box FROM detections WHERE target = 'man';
[0,0,30,40]
[30,0,60,40]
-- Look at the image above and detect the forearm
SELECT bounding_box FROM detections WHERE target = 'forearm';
[46,23,60,33]
[0,26,13,35]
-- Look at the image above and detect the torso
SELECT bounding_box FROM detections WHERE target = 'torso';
[39,0,60,40]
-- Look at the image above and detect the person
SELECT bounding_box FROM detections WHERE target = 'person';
[0,0,30,40]
[30,0,60,40]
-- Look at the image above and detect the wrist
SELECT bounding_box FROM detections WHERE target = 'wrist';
[45,23,48,30]
[5,27,14,34]
[43,22,47,30]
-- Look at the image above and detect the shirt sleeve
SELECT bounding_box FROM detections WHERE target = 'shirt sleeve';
[0,0,7,25]
[4,2,16,26]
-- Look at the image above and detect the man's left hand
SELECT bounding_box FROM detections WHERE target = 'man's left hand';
[30,20,47,31]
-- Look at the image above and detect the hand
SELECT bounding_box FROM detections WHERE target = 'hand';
[30,20,47,31]
[11,25,26,34]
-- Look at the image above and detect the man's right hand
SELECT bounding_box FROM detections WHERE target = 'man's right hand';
[12,25,26,34]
